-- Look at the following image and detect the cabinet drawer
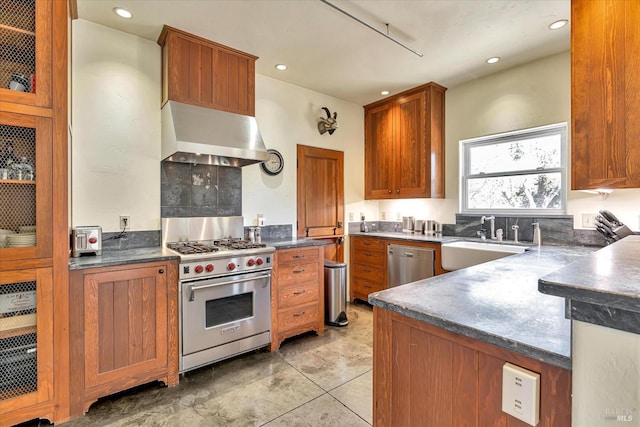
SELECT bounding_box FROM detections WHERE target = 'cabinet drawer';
[353,250,385,265]
[276,263,319,287]
[277,284,319,310]
[351,277,385,295]
[352,263,385,283]
[352,237,386,252]
[277,247,320,265]
[278,303,318,331]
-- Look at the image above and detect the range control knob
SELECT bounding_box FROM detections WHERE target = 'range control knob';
[205,264,214,272]
[194,265,204,274]
[247,259,256,267]
[256,258,264,266]
[227,262,236,271]
[88,237,97,244]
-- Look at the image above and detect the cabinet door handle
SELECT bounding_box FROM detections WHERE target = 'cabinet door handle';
[293,311,305,317]
[158,269,164,274]
[293,290,307,295]
[293,269,306,274]
[388,189,392,194]
[396,189,400,194]
[293,255,305,259]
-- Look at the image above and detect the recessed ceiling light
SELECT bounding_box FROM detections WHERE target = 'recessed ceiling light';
[113,7,133,18]
[381,90,390,96]
[275,64,287,71]
[486,57,500,64]
[548,19,568,30]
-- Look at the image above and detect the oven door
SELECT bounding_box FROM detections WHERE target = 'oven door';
[181,270,271,356]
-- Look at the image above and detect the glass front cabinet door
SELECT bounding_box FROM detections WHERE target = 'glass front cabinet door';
[0,0,53,107]
[0,268,53,408]
[0,111,52,261]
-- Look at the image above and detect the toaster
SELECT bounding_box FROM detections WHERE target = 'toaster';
[71,226,102,257]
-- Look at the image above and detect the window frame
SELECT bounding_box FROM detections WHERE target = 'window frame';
[459,122,568,215]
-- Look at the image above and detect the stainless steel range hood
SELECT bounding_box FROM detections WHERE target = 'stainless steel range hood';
[161,101,270,167]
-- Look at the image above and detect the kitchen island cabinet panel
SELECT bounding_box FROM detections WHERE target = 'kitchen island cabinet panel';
[69,260,179,418]
[270,246,324,351]
[374,307,571,427]
[572,0,640,189]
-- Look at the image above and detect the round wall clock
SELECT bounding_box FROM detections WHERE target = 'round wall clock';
[260,149,284,176]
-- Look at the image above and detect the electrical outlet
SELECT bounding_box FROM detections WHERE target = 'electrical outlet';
[119,215,130,230]
[348,212,354,221]
[381,211,387,220]
[582,213,597,228]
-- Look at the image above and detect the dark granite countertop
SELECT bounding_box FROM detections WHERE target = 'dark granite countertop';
[368,245,595,370]
[69,247,179,270]
[349,231,457,244]
[539,236,640,330]
[267,238,327,250]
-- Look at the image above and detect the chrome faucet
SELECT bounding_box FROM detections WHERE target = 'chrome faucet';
[481,215,496,240]
[512,224,520,243]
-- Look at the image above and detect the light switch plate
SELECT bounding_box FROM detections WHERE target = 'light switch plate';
[502,362,540,426]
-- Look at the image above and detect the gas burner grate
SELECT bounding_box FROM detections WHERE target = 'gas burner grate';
[213,239,267,250]
[167,242,220,255]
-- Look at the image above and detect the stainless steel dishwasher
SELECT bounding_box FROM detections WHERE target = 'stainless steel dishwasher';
[387,244,435,287]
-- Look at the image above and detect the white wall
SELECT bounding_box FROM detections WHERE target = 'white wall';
[72,19,161,231]
[572,320,640,426]
[379,51,640,230]
[243,74,366,231]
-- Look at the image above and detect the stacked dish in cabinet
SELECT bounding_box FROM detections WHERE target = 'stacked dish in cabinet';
[0,226,36,248]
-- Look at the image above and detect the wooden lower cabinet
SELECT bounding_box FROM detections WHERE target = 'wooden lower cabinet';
[0,268,54,427]
[350,236,447,302]
[373,307,571,427]
[270,246,324,351]
[68,260,179,418]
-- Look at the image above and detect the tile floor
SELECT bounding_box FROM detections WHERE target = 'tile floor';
[23,302,373,427]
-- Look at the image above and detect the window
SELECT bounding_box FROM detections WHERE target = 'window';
[460,123,567,214]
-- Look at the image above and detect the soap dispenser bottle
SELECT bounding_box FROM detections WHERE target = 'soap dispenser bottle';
[532,222,542,246]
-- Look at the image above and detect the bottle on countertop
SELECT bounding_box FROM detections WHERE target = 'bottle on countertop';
[360,216,369,233]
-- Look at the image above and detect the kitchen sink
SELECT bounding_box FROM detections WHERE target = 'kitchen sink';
[441,241,528,271]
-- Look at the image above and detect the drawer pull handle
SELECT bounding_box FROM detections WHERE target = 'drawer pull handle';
[293,269,306,274]
[364,285,372,289]
[293,255,305,259]
[363,269,372,273]
[293,311,305,317]
[293,290,307,295]
[363,242,371,246]
[363,253,372,257]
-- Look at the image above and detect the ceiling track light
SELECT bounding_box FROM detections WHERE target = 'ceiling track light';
[319,0,423,57]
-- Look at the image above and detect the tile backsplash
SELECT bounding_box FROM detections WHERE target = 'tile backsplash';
[161,162,242,217]
[349,214,608,247]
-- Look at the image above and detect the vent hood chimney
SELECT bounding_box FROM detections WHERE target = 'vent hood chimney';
[161,101,270,166]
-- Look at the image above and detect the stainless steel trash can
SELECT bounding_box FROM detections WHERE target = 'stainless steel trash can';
[324,259,348,326]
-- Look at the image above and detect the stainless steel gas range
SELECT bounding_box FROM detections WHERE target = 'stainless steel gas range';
[162,217,275,373]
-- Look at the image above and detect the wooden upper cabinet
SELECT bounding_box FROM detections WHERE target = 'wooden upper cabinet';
[572,0,640,189]
[364,82,446,199]
[157,26,257,116]
[0,0,53,108]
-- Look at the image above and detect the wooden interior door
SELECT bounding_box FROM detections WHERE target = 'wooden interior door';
[297,145,344,262]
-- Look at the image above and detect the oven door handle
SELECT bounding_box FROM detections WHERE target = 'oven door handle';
[188,273,271,302]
